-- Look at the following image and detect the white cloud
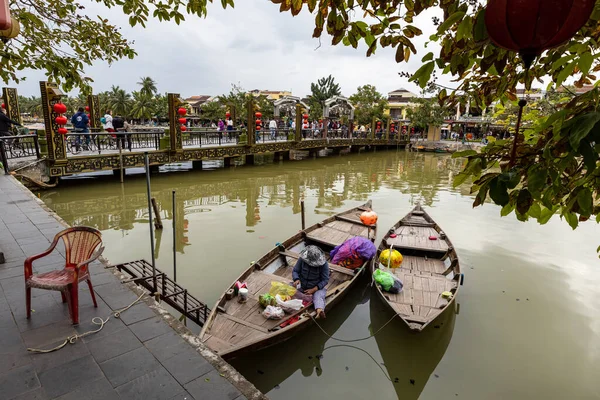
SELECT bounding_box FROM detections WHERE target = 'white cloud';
[9,1,446,98]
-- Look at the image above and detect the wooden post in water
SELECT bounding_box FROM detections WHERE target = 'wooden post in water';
[118,135,124,183]
[151,198,163,229]
[300,200,306,230]
[144,153,158,294]
[172,190,177,283]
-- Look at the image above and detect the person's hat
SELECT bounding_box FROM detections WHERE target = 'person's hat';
[299,245,327,267]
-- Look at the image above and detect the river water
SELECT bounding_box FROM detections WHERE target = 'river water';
[40,150,600,399]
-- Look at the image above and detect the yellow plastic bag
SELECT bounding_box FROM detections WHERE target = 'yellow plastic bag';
[269,282,296,298]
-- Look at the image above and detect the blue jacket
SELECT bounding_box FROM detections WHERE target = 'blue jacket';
[71,112,89,131]
[292,258,329,291]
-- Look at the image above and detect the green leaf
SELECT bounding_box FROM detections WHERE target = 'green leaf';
[453,172,470,187]
[473,9,487,42]
[579,51,593,76]
[528,202,541,219]
[489,177,509,206]
[501,202,515,216]
[456,17,472,41]
[437,11,465,34]
[452,149,477,158]
[527,166,547,198]
[421,52,434,62]
[538,206,556,224]
[556,62,576,87]
[409,61,435,88]
[563,211,579,229]
[499,170,521,189]
[567,112,600,149]
[577,187,593,215]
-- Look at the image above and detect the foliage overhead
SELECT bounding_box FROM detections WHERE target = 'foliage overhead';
[308,75,341,120]
[348,84,388,125]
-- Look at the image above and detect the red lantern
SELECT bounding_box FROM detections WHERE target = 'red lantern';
[302,114,309,119]
[1,103,5,109]
[485,0,595,66]
[55,116,67,126]
[85,106,90,112]
[177,107,187,116]
[319,119,322,123]
[178,117,186,124]
[225,112,231,118]
[53,102,67,114]
[180,125,187,132]
[255,112,262,118]
[58,127,68,135]
[87,114,90,119]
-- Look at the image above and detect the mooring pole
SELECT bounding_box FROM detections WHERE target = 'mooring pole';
[118,134,124,183]
[144,153,157,294]
[172,190,177,282]
[300,199,306,230]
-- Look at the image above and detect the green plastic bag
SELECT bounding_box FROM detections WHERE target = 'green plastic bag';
[259,294,276,308]
[373,269,395,292]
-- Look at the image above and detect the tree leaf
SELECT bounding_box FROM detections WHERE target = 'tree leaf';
[409,61,435,88]
[579,139,597,173]
[437,11,465,34]
[501,202,515,216]
[473,9,487,42]
[577,187,593,215]
[527,166,547,198]
[538,206,556,224]
[528,202,541,219]
[516,189,533,215]
[556,62,576,87]
[452,149,477,158]
[567,112,600,149]
[579,51,593,76]
[563,211,579,229]
[422,52,434,62]
[489,177,509,206]
[453,172,470,187]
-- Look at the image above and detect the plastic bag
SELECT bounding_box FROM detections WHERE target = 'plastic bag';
[259,294,276,308]
[269,282,296,298]
[275,294,304,313]
[330,237,377,269]
[262,305,285,320]
[373,269,395,292]
[387,278,403,294]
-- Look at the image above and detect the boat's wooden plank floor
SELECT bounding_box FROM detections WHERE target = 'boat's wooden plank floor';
[400,255,447,274]
[379,267,457,323]
[385,225,449,253]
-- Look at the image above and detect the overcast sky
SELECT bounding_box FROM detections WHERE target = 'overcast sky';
[11,1,447,98]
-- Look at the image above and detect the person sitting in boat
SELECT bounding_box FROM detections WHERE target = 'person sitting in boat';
[292,245,330,319]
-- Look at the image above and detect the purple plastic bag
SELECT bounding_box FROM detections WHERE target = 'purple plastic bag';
[330,236,376,269]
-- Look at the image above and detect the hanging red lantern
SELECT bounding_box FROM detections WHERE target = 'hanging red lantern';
[225,112,231,118]
[57,127,68,135]
[178,117,186,124]
[319,119,322,123]
[85,106,90,112]
[55,116,67,126]
[53,102,67,114]
[255,112,262,118]
[177,107,187,116]
[302,114,309,119]
[1,103,5,109]
[86,114,90,119]
[485,0,595,67]
[180,125,187,132]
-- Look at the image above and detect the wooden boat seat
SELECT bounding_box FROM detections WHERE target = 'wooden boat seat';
[324,219,370,237]
[279,250,355,276]
[306,226,354,248]
[385,225,449,253]
[400,255,447,274]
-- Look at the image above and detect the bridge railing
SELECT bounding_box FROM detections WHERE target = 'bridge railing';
[64,131,164,155]
[0,133,41,173]
[185,129,241,147]
[254,128,292,143]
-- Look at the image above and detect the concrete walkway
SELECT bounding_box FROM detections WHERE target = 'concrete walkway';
[0,175,264,400]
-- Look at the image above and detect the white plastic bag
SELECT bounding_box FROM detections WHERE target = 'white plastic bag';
[275,294,304,313]
[262,305,285,320]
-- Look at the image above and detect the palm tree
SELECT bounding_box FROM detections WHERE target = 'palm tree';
[131,91,154,123]
[107,86,132,117]
[137,77,157,97]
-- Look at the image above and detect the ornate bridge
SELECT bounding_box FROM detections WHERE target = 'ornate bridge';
[2,83,409,178]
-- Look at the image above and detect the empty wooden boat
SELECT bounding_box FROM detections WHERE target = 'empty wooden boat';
[200,201,377,360]
[372,204,461,331]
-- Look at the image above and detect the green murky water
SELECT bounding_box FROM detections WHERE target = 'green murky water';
[40,150,600,399]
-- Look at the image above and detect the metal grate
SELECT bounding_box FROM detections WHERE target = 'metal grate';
[111,259,210,327]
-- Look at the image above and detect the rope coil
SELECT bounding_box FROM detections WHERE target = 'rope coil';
[27,293,145,354]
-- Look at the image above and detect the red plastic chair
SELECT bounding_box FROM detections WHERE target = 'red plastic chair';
[24,227,104,325]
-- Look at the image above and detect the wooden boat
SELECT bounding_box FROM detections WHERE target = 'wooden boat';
[200,201,377,360]
[372,204,461,331]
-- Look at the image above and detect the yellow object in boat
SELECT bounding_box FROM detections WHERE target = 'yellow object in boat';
[441,291,453,299]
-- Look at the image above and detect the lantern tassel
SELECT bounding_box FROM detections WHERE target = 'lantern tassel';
[509,99,527,167]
